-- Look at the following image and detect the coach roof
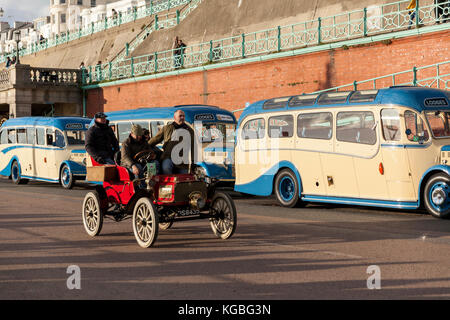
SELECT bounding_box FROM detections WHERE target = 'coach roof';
[237,86,450,127]
[100,105,236,123]
[1,117,91,131]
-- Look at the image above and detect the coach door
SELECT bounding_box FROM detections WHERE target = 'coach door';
[235,117,267,191]
[294,112,332,196]
[321,109,383,198]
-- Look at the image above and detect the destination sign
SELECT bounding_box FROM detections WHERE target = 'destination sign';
[194,113,215,121]
[216,114,234,122]
[65,123,84,130]
[424,98,448,107]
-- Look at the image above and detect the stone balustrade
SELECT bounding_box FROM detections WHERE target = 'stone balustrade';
[0,64,81,91]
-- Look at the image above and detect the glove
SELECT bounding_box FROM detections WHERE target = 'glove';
[96,157,105,164]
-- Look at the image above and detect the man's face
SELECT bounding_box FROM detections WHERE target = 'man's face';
[131,133,142,141]
[96,117,107,124]
[174,111,185,125]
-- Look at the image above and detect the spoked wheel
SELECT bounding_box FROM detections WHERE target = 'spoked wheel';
[82,191,104,237]
[209,192,237,240]
[60,164,75,189]
[133,197,159,248]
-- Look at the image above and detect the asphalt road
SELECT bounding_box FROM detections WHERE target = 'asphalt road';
[1,177,450,300]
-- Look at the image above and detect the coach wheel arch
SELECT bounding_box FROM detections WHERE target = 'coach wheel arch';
[422,171,450,219]
[11,160,28,185]
[419,170,449,209]
[273,168,305,208]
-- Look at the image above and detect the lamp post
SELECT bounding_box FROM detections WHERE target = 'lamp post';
[13,30,20,65]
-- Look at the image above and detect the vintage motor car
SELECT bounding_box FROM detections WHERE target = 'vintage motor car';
[82,150,237,248]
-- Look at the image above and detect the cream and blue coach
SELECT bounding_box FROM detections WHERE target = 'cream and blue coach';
[234,86,450,219]
[0,117,91,189]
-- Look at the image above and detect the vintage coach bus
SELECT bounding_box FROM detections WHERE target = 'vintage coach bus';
[0,117,91,189]
[234,86,450,219]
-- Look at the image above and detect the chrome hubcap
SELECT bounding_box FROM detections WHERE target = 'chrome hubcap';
[432,187,446,206]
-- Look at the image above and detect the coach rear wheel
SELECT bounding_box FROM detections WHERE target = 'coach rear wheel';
[209,192,237,240]
[11,161,28,185]
[274,169,301,208]
[82,191,104,237]
[60,164,75,189]
[133,197,159,248]
[424,173,450,219]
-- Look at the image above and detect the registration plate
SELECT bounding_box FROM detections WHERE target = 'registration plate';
[177,209,200,217]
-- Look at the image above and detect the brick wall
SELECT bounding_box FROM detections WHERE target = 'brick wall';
[86,30,450,118]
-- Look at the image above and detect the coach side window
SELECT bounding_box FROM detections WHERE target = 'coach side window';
[7,129,16,144]
[0,129,7,144]
[27,128,36,145]
[55,130,66,148]
[298,112,333,140]
[17,128,27,144]
[242,118,265,140]
[117,122,132,143]
[381,109,401,141]
[151,121,165,137]
[36,128,45,146]
[46,128,54,146]
[404,110,429,142]
[337,111,377,145]
[268,115,294,138]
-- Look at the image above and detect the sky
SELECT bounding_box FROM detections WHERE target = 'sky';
[0,0,49,24]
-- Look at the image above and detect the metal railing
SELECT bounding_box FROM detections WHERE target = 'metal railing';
[313,60,450,93]
[0,0,193,64]
[230,61,450,114]
[111,0,204,63]
[83,0,450,85]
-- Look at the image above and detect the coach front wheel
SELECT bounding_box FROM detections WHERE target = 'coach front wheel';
[60,164,75,189]
[424,173,450,219]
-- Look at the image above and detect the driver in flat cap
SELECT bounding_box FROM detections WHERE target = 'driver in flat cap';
[85,112,119,165]
[121,124,160,184]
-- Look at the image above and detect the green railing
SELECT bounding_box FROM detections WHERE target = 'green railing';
[112,0,204,63]
[313,60,450,93]
[230,60,450,114]
[0,0,193,64]
[83,0,450,85]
